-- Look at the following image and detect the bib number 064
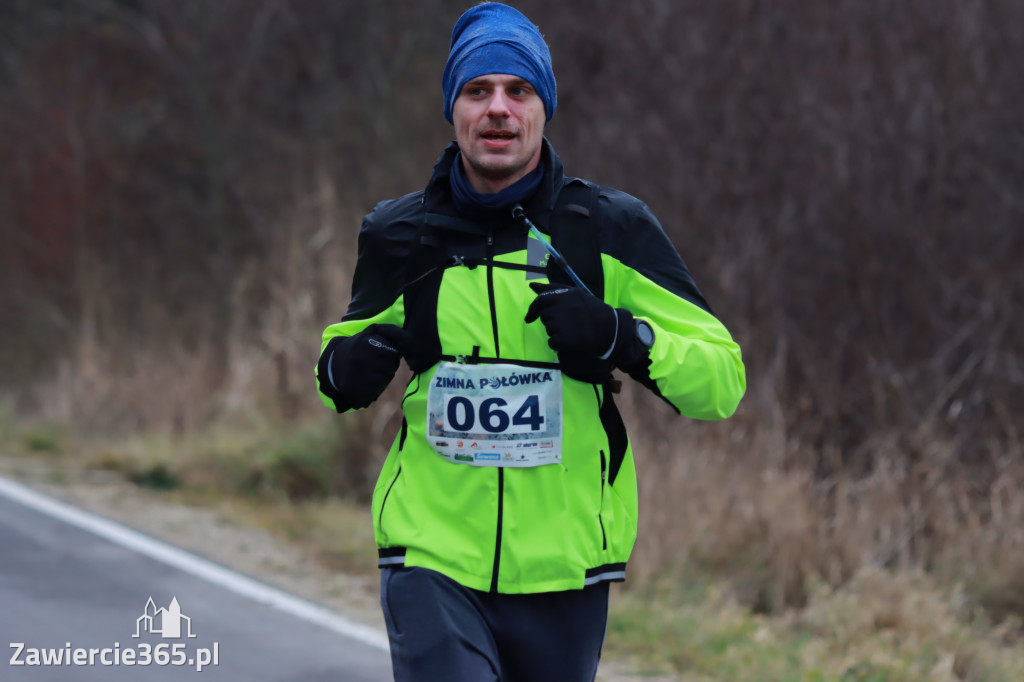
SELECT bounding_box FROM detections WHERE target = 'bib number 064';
[444,394,544,434]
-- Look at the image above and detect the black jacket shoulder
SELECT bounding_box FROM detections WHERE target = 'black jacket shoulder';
[342,191,425,322]
[365,190,426,229]
[593,186,713,314]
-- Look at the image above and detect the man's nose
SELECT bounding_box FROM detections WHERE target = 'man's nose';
[486,89,511,117]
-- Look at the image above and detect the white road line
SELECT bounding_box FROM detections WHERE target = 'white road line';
[0,474,390,652]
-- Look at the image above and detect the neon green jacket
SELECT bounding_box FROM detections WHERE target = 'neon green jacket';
[318,141,745,593]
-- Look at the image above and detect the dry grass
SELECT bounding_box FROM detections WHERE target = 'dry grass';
[613,373,1024,627]
[607,566,1024,681]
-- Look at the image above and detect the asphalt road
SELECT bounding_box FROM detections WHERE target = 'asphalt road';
[0,476,393,681]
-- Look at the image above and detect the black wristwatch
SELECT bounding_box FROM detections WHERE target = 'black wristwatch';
[635,319,655,349]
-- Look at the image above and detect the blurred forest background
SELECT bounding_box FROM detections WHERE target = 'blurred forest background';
[1,0,1023,672]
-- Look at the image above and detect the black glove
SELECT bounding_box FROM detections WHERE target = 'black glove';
[524,282,649,375]
[317,324,412,412]
[524,282,621,356]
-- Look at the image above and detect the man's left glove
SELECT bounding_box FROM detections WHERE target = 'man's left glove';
[524,282,647,369]
[317,324,413,412]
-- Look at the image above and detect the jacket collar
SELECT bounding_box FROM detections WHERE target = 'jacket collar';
[423,138,565,233]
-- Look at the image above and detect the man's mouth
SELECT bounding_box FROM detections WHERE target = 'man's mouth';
[480,130,517,141]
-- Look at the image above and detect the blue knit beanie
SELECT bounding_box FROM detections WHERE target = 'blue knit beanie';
[442,3,557,123]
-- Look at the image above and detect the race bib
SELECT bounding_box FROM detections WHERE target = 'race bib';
[426,362,563,467]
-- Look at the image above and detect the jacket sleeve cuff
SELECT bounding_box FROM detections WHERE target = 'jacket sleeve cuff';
[606,307,655,372]
[608,308,648,370]
[317,335,353,412]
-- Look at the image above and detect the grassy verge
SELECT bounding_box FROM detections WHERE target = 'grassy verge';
[3,414,1023,681]
[2,412,380,577]
[608,569,1023,681]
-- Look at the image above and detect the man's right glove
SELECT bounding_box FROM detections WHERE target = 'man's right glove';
[317,324,412,412]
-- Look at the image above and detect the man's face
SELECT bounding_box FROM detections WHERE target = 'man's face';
[452,74,546,194]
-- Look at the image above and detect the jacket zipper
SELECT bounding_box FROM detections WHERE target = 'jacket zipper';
[490,468,504,593]
[485,227,506,592]
[599,449,608,550]
[486,229,500,357]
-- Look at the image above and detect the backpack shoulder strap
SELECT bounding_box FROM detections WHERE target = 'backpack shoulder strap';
[401,217,448,373]
[550,178,604,300]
